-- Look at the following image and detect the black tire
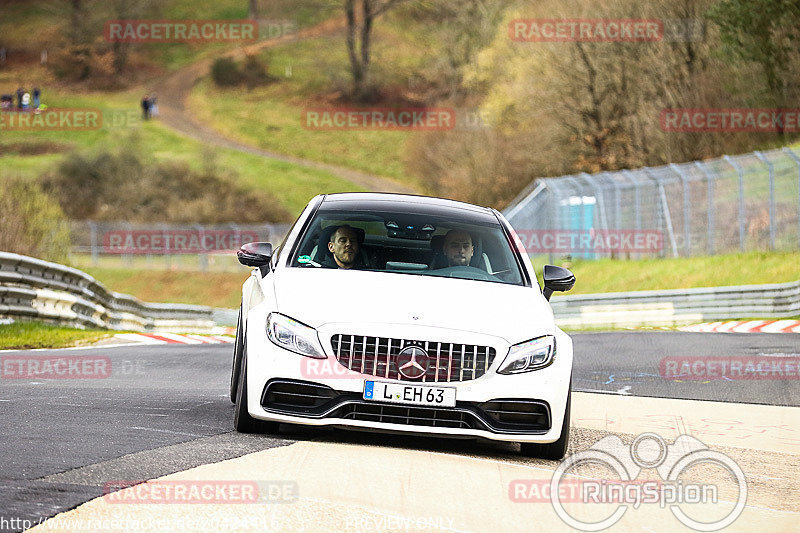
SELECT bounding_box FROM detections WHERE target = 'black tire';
[520,384,571,460]
[230,306,244,403]
[234,350,279,433]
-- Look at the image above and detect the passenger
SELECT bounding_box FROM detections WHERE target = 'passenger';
[442,229,474,267]
[324,225,366,270]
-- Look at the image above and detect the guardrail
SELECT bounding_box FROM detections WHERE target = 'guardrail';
[0,252,217,332]
[551,280,800,329]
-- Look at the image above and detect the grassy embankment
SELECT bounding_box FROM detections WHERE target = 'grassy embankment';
[187,15,435,191]
[0,321,110,350]
[0,2,361,218]
[0,88,366,217]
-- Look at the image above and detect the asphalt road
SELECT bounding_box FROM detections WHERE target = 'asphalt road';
[571,331,800,406]
[0,331,797,531]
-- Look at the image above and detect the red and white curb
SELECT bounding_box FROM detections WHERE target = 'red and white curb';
[679,320,800,333]
[115,333,235,345]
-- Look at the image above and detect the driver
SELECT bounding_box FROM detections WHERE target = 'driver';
[442,229,474,267]
[325,225,366,269]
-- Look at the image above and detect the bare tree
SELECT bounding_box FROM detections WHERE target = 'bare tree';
[343,0,408,100]
[108,0,155,74]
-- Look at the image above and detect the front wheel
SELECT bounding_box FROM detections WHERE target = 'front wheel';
[520,383,571,460]
[234,351,279,434]
[230,306,244,403]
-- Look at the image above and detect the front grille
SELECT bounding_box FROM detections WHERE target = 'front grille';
[331,403,487,430]
[330,334,496,383]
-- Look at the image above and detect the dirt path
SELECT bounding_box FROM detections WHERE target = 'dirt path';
[151,17,416,195]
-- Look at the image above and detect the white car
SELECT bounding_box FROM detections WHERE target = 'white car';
[230,193,576,458]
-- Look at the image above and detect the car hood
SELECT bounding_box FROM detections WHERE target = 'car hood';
[272,268,554,344]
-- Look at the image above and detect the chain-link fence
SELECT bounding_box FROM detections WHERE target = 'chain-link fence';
[68,222,291,271]
[503,146,800,260]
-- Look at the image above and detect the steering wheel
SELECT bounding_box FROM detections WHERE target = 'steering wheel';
[434,265,496,281]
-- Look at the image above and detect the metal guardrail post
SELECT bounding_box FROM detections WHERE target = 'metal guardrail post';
[196,224,208,271]
[122,222,132,267]
[504,182,546,223]
[753,151,776,250]
[722,155,746,251]
[621,170,642,231]
[89,222,98,267]
[621,170,644,259]
[162,224,170,269]
[606,172,623,230]
[694,161,716,255]
[644,169,678,258]
[782,147,800,250]
[578,173,610,231]
[670,163,692,256]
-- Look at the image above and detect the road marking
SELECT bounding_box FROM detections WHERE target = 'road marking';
[154,332,204,344]
[129,426,205,438]
[731,320,767,333]
[680,320,800,333]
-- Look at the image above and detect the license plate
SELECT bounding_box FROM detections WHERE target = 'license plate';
[363,380,456,407]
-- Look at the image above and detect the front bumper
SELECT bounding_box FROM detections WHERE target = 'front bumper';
[244,309,573,444]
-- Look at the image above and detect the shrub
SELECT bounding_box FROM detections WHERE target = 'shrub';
[0,177,71,262]
[40,138,291,223]
[211,57,242,86]
[211,55,276,89]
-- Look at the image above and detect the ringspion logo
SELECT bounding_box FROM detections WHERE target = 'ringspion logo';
[515,433,747,531]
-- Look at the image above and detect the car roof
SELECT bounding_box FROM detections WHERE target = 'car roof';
[320,193,494,215]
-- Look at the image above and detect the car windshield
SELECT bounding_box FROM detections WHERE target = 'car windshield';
[289,207,526,286]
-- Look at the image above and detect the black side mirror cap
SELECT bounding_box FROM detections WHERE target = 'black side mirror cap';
[238,242,273,267]
[542,264,576,301]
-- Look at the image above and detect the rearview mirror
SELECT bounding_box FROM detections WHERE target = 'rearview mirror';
[237,242,273,267]
[542,264,576,301]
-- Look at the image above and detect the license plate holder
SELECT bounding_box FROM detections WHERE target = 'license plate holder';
[363,380,456,408]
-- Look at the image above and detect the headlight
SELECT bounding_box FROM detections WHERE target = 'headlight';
[266,313,326,359]
[497,336,555,374]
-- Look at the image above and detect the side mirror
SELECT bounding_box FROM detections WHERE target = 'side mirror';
[237,242,273,267]
[542,264,575,301]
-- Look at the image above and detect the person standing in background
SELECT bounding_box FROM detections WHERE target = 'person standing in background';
[21,91,30,111]
[15,87,24,110]
[141,94,150,120]
[149,93,158,117]
[33,87,41,108]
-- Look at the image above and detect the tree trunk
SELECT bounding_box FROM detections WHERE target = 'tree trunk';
[248,0,258,20]
[345,0,364,97]
[360,0,373,96]
[70,0,85,44]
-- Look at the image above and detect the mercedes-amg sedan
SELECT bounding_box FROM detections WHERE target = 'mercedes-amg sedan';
[230,193,576,458]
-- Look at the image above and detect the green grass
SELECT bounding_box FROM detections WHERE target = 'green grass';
[0,321,110,350]
[81,267,248,309]
[531,251,800,295]
[187,26,433,190]
[0,87,364,217]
